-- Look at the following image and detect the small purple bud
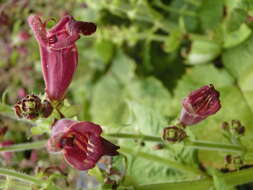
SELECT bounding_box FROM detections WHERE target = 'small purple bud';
[179,84,221,126]
[41,99,53,118]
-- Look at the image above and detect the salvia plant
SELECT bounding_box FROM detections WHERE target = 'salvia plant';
[1,0,253,190]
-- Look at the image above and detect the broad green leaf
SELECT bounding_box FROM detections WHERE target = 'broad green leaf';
[164,29,183,53]
[223,24,251,48]
[111,50,136,84]
[187,40,221,64]
[198,0,223,31]
[223,35,253,110]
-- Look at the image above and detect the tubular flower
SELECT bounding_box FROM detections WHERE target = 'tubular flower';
[47,119,119,170]
[179,84,221,126]
[28,15,96,101]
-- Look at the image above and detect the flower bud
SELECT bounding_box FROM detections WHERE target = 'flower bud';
[231,120,245,136]
[162,126,187,143]
[41,99,53,118]
[179,84,221,126]
[28,15,96,101]
[47,119,119,170]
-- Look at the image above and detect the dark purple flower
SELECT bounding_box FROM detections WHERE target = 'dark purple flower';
[179,84,221,126]
[47,119,119,170]
[28,15,96,101]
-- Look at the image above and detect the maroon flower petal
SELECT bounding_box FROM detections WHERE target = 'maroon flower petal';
[47,119,119,170]
[180,84,221,126]
[28,15,96,101]
[67,20,97,36]
[63,145,93,170]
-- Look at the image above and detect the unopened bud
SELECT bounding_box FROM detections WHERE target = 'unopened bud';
[231,120,245,136]
[162,126,187,143]
[221,121,229,131]
[41,100,53,118]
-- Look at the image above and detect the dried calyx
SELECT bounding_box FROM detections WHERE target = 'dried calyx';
[14,94,53,120]
[162,126,187,143]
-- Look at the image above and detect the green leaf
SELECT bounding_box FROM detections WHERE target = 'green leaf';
[164,29,183,53]
[187,39,222,64]
[223,23,251,48]
[95,39,115,63]
[90,74,128,128]
[198,0,223,31]
[111,50,136,84]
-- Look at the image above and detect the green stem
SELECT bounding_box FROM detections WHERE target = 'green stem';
[136,167,253,190]
[105,133,245,153]
[186,140,245,153]
[119,146,205,177]
[0,140,46,152]
[105,133,161,142]
[153,0,197,17]
[0,168,44,185]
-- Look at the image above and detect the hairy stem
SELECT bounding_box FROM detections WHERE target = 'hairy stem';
[0,140,46,152]
[105,133,245,153]
[0,168,44,185]
[135,167,253,190]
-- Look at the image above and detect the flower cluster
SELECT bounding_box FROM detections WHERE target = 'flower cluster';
[25,15,119,171]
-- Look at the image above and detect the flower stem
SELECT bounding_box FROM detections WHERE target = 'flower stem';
[0,140,46,152]
[135,167,253,190]
[0,168,44,185]
[105,133,245,153]
[105,133,161,142]
[185,140,245,153]
[119,146,205,177]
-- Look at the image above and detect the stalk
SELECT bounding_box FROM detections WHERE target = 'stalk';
[0,140,46,152]
[136,167,253,190]
[105,133,245,153]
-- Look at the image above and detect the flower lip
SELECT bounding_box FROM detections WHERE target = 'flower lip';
[67,19,97,36]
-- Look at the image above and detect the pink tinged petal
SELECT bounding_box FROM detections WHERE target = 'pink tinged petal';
[27,15,48,47]
[48,15,72,34]
[48,119,78,152]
